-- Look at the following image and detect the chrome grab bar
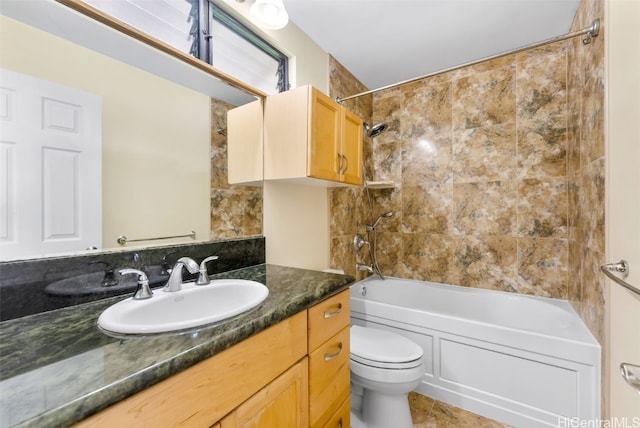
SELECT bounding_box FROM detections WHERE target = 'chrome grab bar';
[600,260,640,297]
[117,231,196,245]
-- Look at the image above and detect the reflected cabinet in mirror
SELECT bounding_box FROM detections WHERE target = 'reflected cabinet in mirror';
[0,0,264,262]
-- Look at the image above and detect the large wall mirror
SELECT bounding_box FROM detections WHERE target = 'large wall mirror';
[0,0,264,262]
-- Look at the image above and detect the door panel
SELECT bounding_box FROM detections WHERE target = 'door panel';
[0,68,101,260]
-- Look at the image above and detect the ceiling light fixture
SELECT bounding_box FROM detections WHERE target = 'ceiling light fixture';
[250,0,289,30]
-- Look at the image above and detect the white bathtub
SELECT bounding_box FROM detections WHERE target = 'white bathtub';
[349,276,601,428]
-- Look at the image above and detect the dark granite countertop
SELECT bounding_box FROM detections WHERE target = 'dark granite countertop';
[0,264,354,428]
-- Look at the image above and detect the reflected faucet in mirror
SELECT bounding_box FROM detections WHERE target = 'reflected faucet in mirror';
[88,260,118,287]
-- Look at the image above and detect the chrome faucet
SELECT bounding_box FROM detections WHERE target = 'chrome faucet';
[164,257,199,292]
[353,235,369,252]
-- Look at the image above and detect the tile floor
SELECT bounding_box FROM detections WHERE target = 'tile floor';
[409,392,511,428]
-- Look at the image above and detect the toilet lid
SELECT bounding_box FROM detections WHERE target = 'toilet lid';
[350,325,423,367]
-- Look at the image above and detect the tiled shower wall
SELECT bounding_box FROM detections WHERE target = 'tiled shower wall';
[330,43,575,298]
[210,98,263,239]
[329,0,605,346]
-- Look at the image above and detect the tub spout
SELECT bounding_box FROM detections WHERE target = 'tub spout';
[356,263,374,273]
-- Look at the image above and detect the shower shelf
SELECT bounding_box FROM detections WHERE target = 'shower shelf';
[365,180,396,189]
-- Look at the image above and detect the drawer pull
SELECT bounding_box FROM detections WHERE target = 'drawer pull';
[324,303,343,319]
[324,343,343,361]
[338,417,343,428]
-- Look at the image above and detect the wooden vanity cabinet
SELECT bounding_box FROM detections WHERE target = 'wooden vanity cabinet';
[75,311,307,428]
[264,85,363,185]
[307,290,351,428]
[75,290,351,428]
[220,358,309,428]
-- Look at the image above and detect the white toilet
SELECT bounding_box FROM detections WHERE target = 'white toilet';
[350,325,424,428]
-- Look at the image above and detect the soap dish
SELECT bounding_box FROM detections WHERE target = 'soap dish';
[365,180,396,189]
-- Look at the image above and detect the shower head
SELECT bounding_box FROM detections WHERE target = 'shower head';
[367,211,394,231]
[364,122,389,138]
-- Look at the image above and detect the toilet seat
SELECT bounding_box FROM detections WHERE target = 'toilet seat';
[350,325,423,369]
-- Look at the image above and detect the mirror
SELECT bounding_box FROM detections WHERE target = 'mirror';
[0,0,264,261]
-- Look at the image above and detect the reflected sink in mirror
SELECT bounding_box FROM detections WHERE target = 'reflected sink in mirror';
[97,279,269,335]
[45,266,169,298]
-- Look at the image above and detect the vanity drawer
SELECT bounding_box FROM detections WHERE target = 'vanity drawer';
[322,396,350,428]
[309,325,350,428]
[308,289,350,351]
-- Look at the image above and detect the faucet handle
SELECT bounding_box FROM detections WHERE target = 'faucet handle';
[119,268,152,300]
[196,256,219,285]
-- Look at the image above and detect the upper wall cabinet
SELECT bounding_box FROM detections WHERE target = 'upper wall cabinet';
[264,85,363,186]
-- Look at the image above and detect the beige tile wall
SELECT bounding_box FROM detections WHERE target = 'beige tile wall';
[567,0,606,413]
[330,42,574,298]
[328,0,605,336]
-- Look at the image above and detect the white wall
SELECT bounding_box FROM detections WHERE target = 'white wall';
[263,181,330,270]
[0,16,211,251]
[606,0,640,417]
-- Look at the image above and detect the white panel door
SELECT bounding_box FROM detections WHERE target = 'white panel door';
[0,68,101,260]
[607,0,640,418]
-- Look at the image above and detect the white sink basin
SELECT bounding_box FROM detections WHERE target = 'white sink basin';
[97,279,269,335]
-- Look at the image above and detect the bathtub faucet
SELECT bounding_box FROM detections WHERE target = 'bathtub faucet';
[356,263,374,273]
[353,235,369,252]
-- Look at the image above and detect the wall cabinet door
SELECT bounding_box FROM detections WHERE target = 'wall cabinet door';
[308,87,363,185]
[264,85,363,185]
[227,99,263,185]
[308,88,341,182]
[340,108,364,185]
[221,358,309,428]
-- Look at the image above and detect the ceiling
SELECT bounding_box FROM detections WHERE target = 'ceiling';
[282,0,581,91]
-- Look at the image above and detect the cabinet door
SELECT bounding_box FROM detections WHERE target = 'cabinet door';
[308,88,341,182]
[322,397,350,428]
[227,99,263,184]
[221,358,309,428]
[340,108,363,185]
